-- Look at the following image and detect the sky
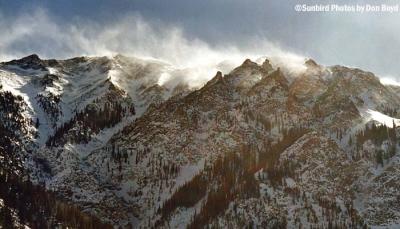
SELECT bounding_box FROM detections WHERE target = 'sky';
[1,0,400,82]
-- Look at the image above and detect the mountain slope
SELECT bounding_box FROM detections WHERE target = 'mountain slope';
[0,54,191,227]
[1,54,400,228]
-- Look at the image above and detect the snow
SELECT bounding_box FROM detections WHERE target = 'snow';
[380,77,400,87]
[360,108,400,128]
[285,177,296,188]
[168,196,206,229]
[175,158,205,188]
[78,115,136,158]
[0,68,53,144]
[4,54,400,228]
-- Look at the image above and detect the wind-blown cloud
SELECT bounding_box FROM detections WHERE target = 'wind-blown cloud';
[0,8,307,88]
[3,0,400,84]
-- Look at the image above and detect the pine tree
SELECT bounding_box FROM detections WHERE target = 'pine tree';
[35,117,40,128]
[376,149,384,166]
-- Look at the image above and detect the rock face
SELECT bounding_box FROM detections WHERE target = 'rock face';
[1,54,400,228]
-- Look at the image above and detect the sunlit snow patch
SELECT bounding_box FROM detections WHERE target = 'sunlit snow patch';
[380,77,400,87]
[360,108,400,127]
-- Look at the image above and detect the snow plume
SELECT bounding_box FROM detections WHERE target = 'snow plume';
[0,8,306,88]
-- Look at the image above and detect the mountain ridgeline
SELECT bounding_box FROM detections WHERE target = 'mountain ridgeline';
[1,54,400,228]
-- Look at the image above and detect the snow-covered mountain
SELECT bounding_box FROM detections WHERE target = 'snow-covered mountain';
[1,54,400,228]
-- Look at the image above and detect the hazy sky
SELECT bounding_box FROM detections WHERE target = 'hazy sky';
[1,0,400,81]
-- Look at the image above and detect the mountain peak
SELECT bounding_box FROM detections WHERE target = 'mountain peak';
[205,71,223,87]
[305,58,319,68]
[4,54,46,70]
[215,70,223,78]
[22,54,41,61]
[269,68,288,85]
[261,58,273,72]
[241,58,258,68]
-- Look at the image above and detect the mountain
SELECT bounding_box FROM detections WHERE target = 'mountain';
[1,54,400,228]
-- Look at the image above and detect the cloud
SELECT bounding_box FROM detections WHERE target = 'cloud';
[0,8,308,88]
[3,0,400,84]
